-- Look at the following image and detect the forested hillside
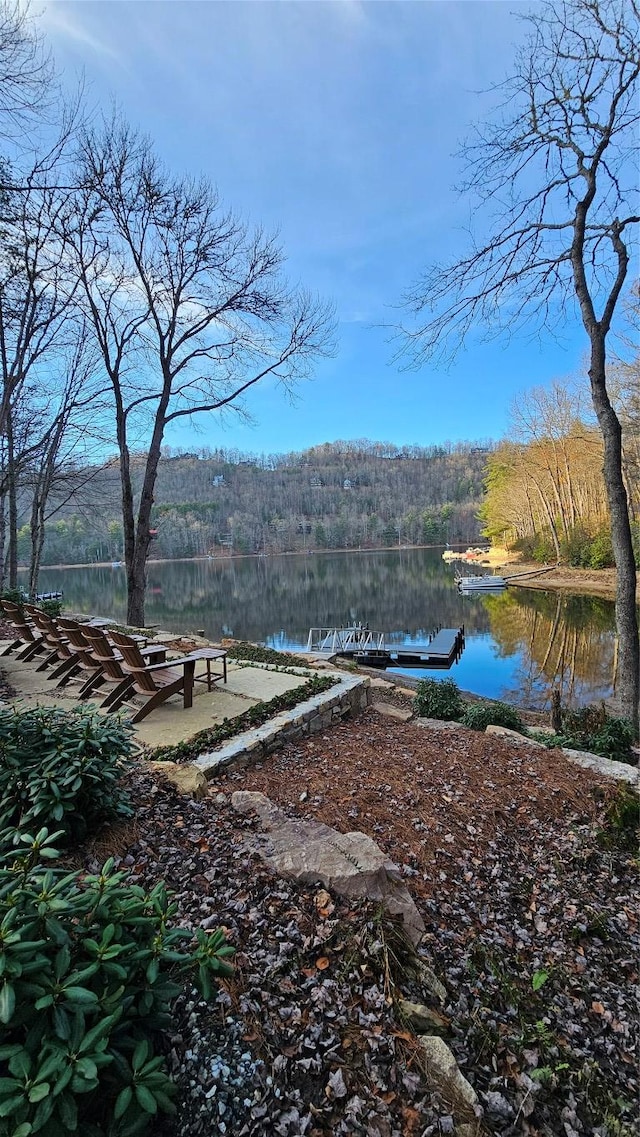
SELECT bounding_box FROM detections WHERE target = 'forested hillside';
[479,381,639,568]
[21,440,490,565]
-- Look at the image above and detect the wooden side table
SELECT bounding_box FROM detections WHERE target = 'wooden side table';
[190,648,228,690]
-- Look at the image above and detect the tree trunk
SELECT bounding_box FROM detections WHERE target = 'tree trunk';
[589,336,639,735]
[0,491,5,592]
[124,393,167,627]
[28,482,46,598]
[6,414,18,590]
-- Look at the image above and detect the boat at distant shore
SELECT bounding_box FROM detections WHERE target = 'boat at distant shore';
[456,574,507,592]
[443,545,491,563]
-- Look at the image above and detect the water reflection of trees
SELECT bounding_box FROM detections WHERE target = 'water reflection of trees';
[38,550,493,644]
[485,588,620,710]
[35,554,622,709]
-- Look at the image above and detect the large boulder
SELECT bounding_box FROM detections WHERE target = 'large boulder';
[231,790,425,945]
[149,761,209,799]
[373,702,414,722]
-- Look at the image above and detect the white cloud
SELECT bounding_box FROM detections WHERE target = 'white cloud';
[38,1,125,64]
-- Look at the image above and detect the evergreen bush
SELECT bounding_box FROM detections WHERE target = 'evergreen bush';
[461,701,525,733]
[561,704,635,764]
[596,784,640,850]
[0,706,133,846]
[588,527,614,569]
[413,678,462,721]
[0,841,233,1137]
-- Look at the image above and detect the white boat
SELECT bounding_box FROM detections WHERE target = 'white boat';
[456,574,507,592]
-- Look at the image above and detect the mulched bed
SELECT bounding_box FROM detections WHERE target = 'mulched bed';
[215,710,639,1137]
[43,701,640,1136]
[83,768,450,1137]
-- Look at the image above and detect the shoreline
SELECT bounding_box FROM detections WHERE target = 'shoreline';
[498,560,640,604]
[17,543,455,573]
[21,544,638,603]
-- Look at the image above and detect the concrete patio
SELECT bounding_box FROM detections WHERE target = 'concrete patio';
[0,640,312,750]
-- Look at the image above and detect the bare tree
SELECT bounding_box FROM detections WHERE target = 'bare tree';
[73,119,334,626]
[399,0,640,733]
[24,331,107,594]
[0,1,53,144]
[0,170,78,436]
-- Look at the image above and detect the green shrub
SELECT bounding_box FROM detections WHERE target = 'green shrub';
[0,592,61,618]
[632,522,640,569]
[37,598,63,619]
[0,707,133,845]
[413,678,462,721]
[560,704,635,764]
[596,784,640,850]
[0,839,233,1137]
[561,526,593,568]
[588,528,615,569]
[0,588,26,607]
[532,533,558,564]
[461,701,525,733]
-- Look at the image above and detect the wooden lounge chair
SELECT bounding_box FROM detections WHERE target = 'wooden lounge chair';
[107,630,207,724]
[25,607,79,682]
[55,617,110,694]
[0,600,47,662]
[77,625,137,707]
[78,625,166,708]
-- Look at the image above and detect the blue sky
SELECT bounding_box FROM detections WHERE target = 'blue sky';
[39,0,588,455]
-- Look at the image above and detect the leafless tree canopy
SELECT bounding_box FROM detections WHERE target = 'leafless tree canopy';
[70,118,335,624]
[400,0,639,364]
[0,2,53,143]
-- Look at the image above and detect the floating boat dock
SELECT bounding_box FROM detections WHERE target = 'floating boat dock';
[306,625,465,670]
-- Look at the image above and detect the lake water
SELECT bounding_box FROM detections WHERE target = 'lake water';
[31,547,622,711]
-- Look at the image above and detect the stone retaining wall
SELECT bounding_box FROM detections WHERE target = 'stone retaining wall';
[195,672,370,779]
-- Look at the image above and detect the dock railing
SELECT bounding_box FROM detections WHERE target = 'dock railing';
[306,625,387,654]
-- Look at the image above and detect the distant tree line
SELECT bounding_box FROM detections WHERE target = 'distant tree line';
[19,440,490,564]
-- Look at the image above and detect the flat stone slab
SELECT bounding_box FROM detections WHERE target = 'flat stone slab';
[559,747,638,786]
[415,717,470,732]
[231,790,425,945]
[418,1035,479,1123]
[398,999,448,1032]
[148,761,208,798]
[486,725,638,785]
[485,724,545,747]
[373,702,413,722]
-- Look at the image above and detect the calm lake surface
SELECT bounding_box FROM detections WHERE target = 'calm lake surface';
[32,547,623,711]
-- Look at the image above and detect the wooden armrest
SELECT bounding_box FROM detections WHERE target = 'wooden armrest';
[126,656,198,675]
